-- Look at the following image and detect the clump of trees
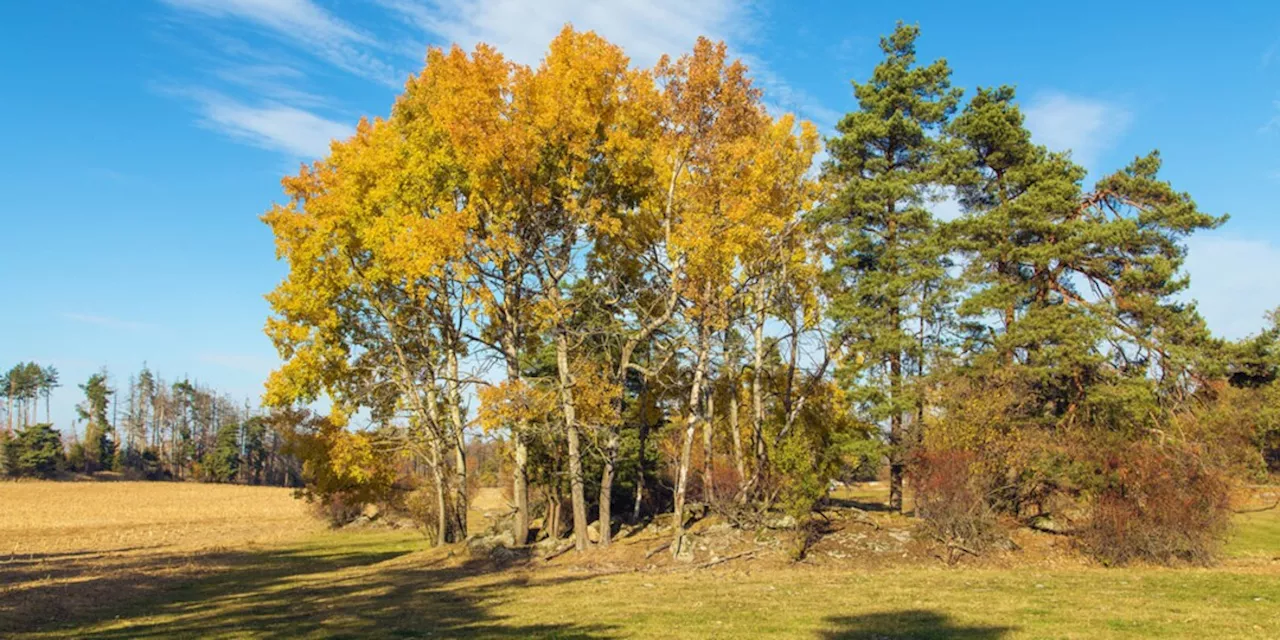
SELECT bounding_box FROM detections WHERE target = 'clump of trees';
[263,24,1276,565]
[2,362,299,486]
[2,362,60,430]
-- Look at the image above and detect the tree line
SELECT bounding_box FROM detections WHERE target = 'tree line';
[265,24,1277,563]
[1,362,299,486]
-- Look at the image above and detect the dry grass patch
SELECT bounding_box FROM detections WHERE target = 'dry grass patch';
[0,481,323,632]
[1,481,318,556]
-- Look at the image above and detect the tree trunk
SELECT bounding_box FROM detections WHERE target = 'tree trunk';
[598,430,618,546]
[702,385,715,504]
[887,207,905,514]
[747,293,768,497]
[430,439,448,547]
[500,283,530,546]
[673,327,710,555]
[513,433,529,544]
[632,391,648,522]
[729,381,744,491]
[445,349,468,540]
[555,330,589,551]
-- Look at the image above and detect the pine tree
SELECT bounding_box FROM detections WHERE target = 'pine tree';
[816,23,961,511]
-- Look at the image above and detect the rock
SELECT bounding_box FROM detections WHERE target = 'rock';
[674,542,695,563]
[765,514,797,529]
[466,530,515,556]
[587,520,601,543]
[887,529,911,543]
[704,522,734,535]
[1028,515,1069,534]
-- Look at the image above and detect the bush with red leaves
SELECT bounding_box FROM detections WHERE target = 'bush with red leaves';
[910,449,1002,561]
[1078,442,1232,566]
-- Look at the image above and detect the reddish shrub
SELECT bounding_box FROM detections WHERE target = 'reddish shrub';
[1078,442,1232,566]
[310,491,366,527]
[909,449,1001,561]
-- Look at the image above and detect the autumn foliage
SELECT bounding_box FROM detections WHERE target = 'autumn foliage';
[260,23,1273,566]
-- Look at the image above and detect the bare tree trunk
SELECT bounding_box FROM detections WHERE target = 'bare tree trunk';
[702,385,716,504]
[632,389,648,522]
[513,431,529,543]
[430,439,448,547]
[729,381,744,490]
[599,429,618,546]
[500,276,531,546]
[747,292,768,498]
[673,327,710,555]
[445,349,468,540]
[555,330,589,551]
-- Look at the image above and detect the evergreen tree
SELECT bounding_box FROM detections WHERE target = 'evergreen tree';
[207,421,241,483]
[816,23,961,511]
[77,371,115,472]
[13,423,64,478]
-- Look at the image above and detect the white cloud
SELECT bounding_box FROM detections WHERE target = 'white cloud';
[62,313,155,331]
[1183,233,1280,340]
[190,92,352,158]
[212,63,334,109]
[1023,92,1132,170]
[161,0,404,86]
[377,1,835,126]
[747,58,842,129]
[381,0,750,68]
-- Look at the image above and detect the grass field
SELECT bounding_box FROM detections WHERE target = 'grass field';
[2,481,1277,639]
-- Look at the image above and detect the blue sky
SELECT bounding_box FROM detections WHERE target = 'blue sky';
[2,0,1279,432]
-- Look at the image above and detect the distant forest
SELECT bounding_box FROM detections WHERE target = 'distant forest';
[0,361,296,485]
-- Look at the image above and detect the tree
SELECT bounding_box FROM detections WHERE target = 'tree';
[77,371,115,473]
[39,366,59,424]
[265,100,476,542]
[12,423,64,478]
[937,79,1226,520]
[817,23,962,512]
[207,420,241,483]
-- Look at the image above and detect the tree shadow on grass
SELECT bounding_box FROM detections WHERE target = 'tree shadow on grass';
[824,496,898,514]
[6,538,617,639]
[818,610,1014,639]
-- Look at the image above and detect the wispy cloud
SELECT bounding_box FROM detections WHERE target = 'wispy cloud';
[1023,92,1132,170]
[378,0,835,128]
[160,0,405,87]
[746,58,842,129]
[177,89,353,158]
[380,0,752,67]
[211,63,333,108]
[62,313,156,331]
[1261,100,1280,135]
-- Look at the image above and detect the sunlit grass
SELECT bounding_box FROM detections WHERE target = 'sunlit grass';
[3,481,1277,638]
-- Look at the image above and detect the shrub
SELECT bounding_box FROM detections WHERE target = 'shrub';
[1,424,64,479]
[403,486,442,544]
[309,491,368,527]
[13,424,64,478]
[65,442,86,472]
[0,430,18,477]
[1077,442,1232,566]
[910,449,1002,562]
